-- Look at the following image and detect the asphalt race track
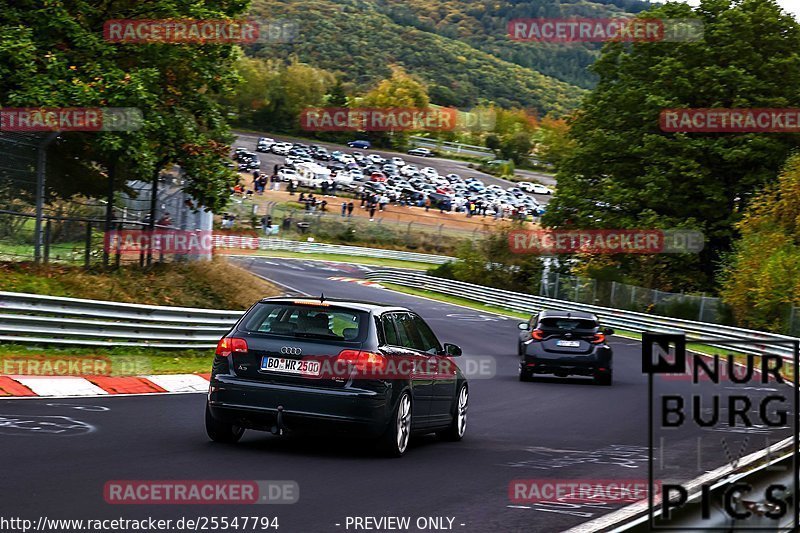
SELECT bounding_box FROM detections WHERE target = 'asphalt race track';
[1,258,793,533]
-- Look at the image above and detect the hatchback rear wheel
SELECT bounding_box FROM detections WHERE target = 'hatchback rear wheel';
[205,405,245,444]
[379,392,412,457]
[438,384,468,441]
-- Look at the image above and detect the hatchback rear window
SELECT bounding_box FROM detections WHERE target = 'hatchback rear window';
[241,303,367,341]
[539,318,598,331]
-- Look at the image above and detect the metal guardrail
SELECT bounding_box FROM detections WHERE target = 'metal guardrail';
[216,236,454,264]
[0,291,241,349]
[365,270,798,360]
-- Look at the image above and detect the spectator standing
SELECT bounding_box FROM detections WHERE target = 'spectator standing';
[341,202,347,217]
[369,203,377,221]
[424,196,431,212]
[347,202,354,217]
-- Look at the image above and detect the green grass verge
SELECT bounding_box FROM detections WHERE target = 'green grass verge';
[0,344,213,375]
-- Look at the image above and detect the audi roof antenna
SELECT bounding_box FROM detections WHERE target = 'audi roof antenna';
[320,292,326,303]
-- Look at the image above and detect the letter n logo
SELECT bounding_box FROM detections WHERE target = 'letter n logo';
[642,332,686,374]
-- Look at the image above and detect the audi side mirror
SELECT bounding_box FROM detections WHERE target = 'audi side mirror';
[443,343,462,357]
[603,328,615,336]
[518,322,529,331]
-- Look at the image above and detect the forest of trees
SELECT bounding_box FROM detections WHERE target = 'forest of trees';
[246,0,607,114]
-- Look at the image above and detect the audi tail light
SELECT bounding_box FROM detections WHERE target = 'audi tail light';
[337,350,387,374]
[531,329,545,341]
[591,333,606,344]
[215,337,248,357]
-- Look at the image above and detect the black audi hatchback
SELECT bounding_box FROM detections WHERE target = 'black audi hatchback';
[206,297,468,456]
[518,310,614,385]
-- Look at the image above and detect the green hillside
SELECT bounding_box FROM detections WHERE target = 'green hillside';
[371,0,654,89]
[247,0,655,115]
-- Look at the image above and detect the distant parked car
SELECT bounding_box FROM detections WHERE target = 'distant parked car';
[530,184,553,195]
[407,147,433,157]
[348,140,371,149]
[256,138,274,152]
[277,168,298,182]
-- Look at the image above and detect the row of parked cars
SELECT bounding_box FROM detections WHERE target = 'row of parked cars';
[250,138,550,214]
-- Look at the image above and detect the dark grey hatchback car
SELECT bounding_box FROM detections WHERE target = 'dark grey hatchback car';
[206,297,468,456]
[518,309,614,385]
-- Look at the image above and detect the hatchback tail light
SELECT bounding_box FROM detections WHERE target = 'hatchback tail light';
[337,350,387,375]
[215,337,248,357]
[531,329,545,341]
[591,333,606,344]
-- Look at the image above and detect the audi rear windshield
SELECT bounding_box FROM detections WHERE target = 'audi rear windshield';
[241,302,368,342]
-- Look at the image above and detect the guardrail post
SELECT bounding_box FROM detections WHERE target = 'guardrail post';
[610,281,617,307]
[554,273,560,300]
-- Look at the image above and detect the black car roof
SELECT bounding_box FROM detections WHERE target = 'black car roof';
[538,309,598,321]
[257,296,405,314]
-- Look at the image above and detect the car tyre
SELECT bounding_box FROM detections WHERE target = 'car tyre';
[438,384,468,442]
[379,391,412,457]
[519,365,533,382]
[205,405,245,443]
[595,370,613,386]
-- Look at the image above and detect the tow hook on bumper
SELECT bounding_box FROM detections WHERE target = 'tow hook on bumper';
[271,405,288,436]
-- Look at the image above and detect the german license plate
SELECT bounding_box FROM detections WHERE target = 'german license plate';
[556,340,580,347]
[261,356,321,376]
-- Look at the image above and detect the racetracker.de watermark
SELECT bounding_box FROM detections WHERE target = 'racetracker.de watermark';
[104,230,214,256]
[0,356,111,376]
[0,108,143,132]
[103,18,297,44]
[508,479,659,504]
[300,107,458,132]
[104,480,299,505]
[293,354,496,380]
[661,108,800,133]
[508,18,703,43]
[508,229,705,254]
[0,355,151,377]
